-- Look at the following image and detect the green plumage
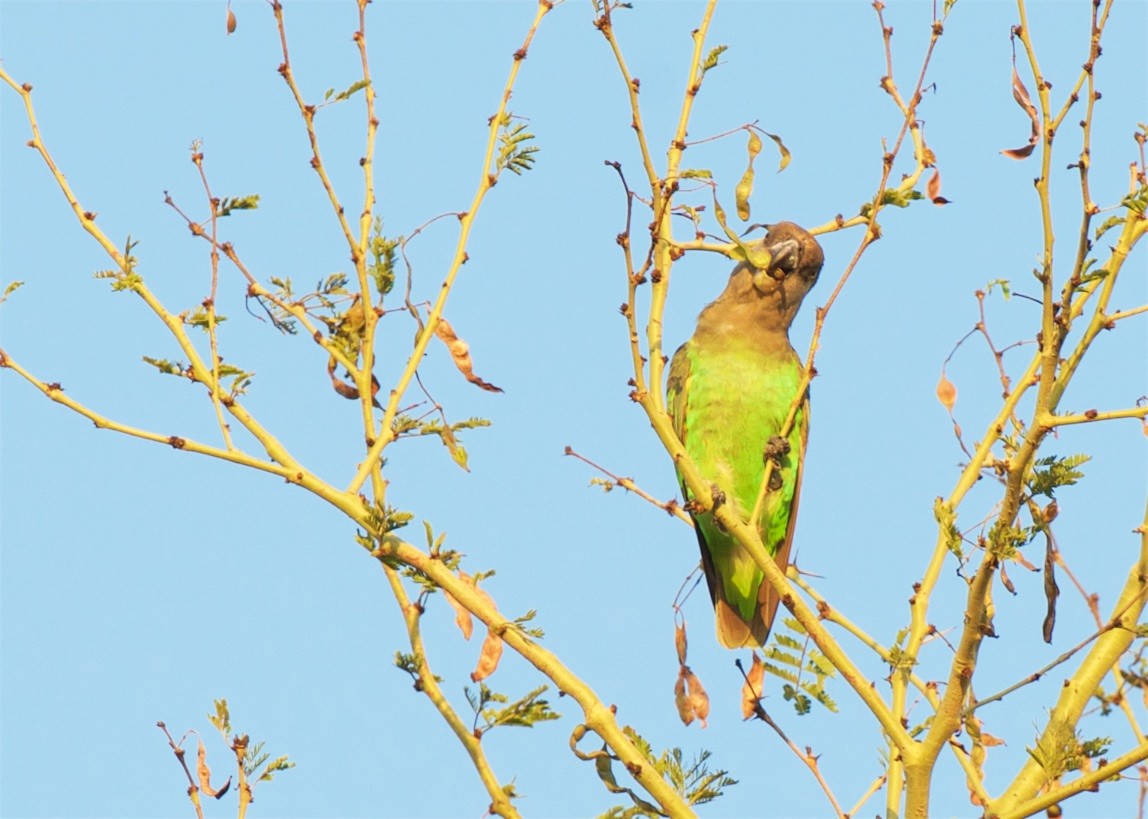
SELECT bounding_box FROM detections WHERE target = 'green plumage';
[667,222,823,648]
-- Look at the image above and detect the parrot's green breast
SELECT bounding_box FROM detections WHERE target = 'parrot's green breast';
[668,337,805,624]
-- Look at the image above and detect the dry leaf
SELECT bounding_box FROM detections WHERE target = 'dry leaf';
[463,571,498,610]
[1000,562,1016,595]
[1001,144,1036,160]
[674,669,695,726]
[1043,544,1059,644]
[763,130,791,172]
[735,130,763,221]
[936,374,958,411]
[1010,65,1038,122]
[326,358,382,408]
[443,588,473,640]
[926,168,949,205]
[434,318,503,393]
[1001,63,1039,159]
[196,737,231,799]
[682,666,709,728]
[1012,551,1039,572]
[741,652,765,719]
[471,629,503,681]
[674,621,688,666]
[226,3,237,34]
[439,424,470,472]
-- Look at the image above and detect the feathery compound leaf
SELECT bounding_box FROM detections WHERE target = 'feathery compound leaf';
[368,220,400,298]
[495,113,539,176]
[142,356,187,377]
[209,699,231,736]
[334,79,370,102]
[469,683,561,733]
[933,498,964,559]
[217,194,259,216]
[1029,453,1090,498]
[762,619,839,714]
[700,45,727,74]
[1121,184,1148,215]
[186,306,227,330]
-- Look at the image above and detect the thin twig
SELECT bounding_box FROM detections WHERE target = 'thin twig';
[563,446,692,524]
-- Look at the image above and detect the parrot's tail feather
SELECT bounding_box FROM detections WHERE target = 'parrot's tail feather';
[712,540,792,649]
[714,598,769,648]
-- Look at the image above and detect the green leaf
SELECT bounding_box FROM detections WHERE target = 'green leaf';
[0,280,24,305]
[333,78,370,103]
[142,356,186,377]
[760,129,791,173]
[987,521,1030,559]
[985,278,1012,299]
[469,683,561,733]
[368,219,400,299]
[1121,184,1148,215]
[933,498,964,560]
[700,45,727,74]
[495,113,539,176]
[1029,453,1090,499]
[209,698,231,736]
[218,194,260,217]
[1093,214,1124,241]
[763,619,839,714]
[186,306,227,330]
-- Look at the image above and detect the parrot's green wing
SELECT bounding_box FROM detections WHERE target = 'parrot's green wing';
[668,337,806,649]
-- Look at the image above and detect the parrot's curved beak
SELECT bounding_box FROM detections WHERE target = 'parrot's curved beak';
[765,238,801,278]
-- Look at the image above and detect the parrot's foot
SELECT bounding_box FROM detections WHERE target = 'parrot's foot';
[763,435,791,460]
[763,436,790,491]
[709,484,727,509]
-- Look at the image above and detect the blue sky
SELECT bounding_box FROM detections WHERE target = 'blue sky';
[2,1,1145,817]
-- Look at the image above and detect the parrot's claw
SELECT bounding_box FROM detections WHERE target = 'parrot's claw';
[763,436,789,492]
[763,435,791,460]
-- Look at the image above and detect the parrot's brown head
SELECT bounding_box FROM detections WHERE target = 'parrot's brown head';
[703,221,824,336]
[756,221,824,290]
